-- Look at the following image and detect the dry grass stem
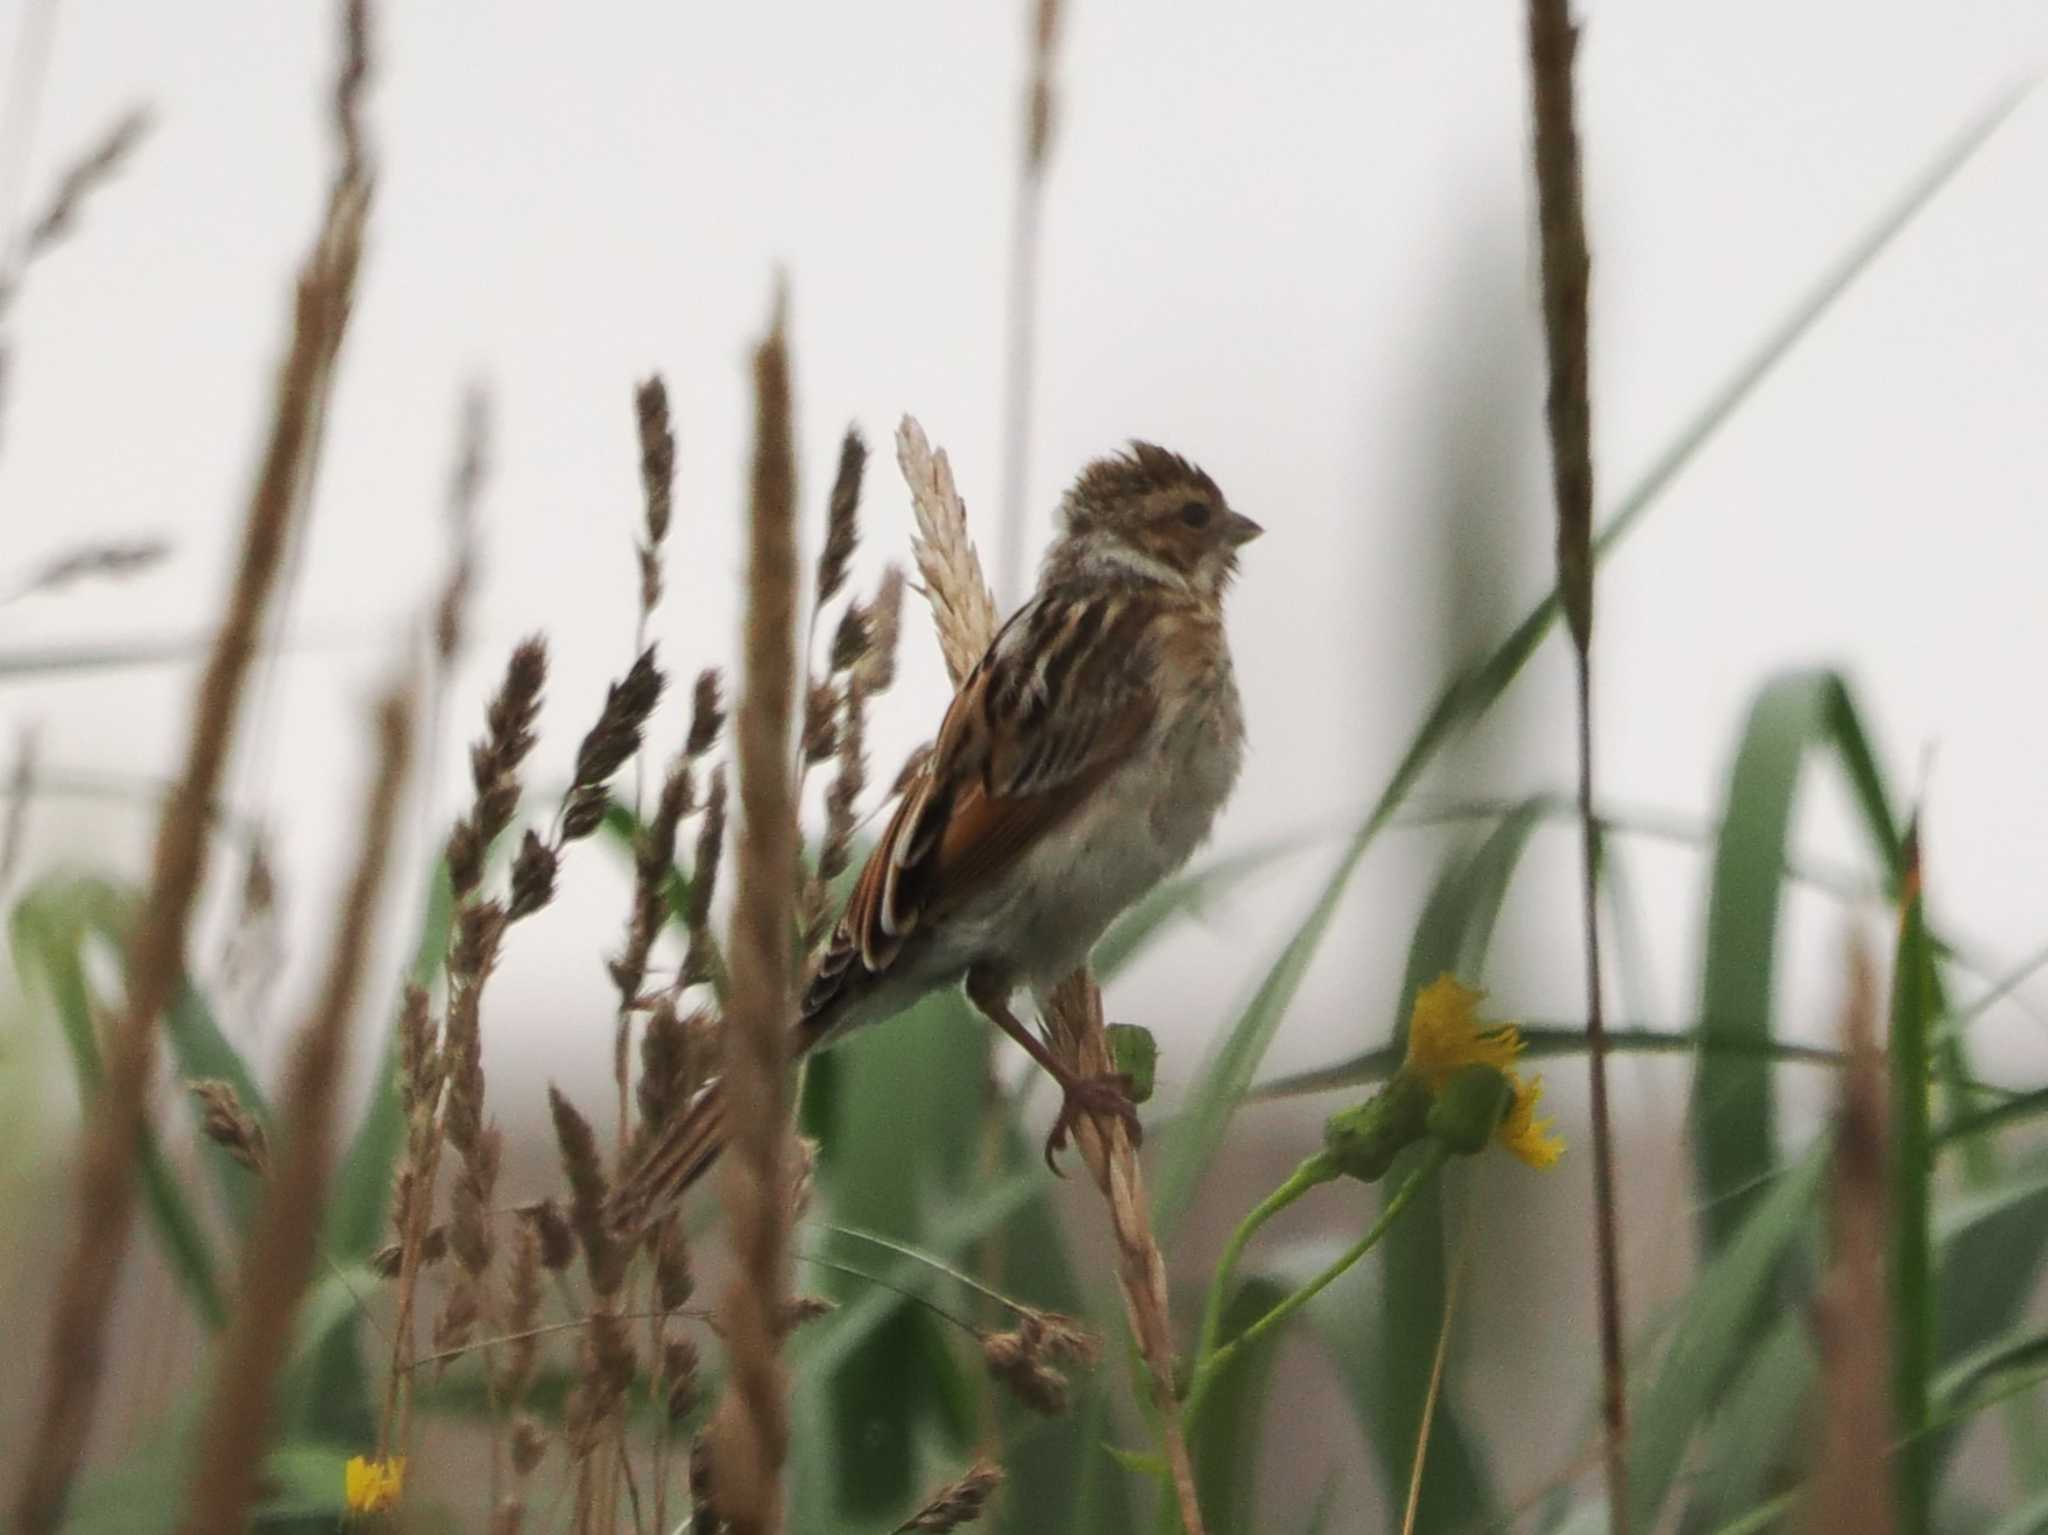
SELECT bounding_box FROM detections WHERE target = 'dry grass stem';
[1806,939,1896,1535]
[1525,3,1627,1528]
[177,685,413,1534]
[707,295,801,1535]
[994,0,1065,608]
[1044,972,1208,1535]
[14,5,373,1519]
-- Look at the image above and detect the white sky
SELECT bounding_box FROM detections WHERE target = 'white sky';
[2,0,2046,1502]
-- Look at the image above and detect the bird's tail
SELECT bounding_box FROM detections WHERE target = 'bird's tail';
[607,1077,728,1233]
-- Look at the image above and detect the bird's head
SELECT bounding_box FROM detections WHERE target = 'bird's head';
[1048,442,1262,599]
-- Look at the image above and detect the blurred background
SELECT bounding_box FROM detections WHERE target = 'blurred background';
[2,0,2045,1525]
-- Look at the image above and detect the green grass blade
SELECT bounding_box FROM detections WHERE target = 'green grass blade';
[1148,87,2015,1241]
[1694,671,1905,1252]
[1189,1276,1289,1534]
[11,876,229,1328]
[1692,1310,1817,1528]
[1628,1147,1825,1530]
[1891,826,1936,1534]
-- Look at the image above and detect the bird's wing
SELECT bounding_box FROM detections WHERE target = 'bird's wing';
[803,584,1162,1028]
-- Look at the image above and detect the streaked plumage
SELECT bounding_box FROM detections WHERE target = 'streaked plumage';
[611,442,1258,1227]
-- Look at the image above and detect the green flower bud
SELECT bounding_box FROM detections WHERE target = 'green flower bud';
[1319,1072,1431,1184]
[1426,1064,1514,1154]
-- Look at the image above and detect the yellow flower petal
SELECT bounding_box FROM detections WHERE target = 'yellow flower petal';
[1404,974,1521,1092]
[1499,1073,1564,1169]
[345,1455,405,1516]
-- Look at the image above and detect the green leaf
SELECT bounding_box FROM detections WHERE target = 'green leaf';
[1628,1148,1825,1531]
[11,875,228,1328]
[1693,671,1903,1255]
[1147,82,2017,1240]
[1189,1276,1288,1534]
[1692,1310,1817,1528]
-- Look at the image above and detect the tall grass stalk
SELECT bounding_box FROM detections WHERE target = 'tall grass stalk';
[1524,1,1629,1528]
[13,5,372,1524]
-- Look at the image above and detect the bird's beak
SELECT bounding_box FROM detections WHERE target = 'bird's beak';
[1222,510,1264,546]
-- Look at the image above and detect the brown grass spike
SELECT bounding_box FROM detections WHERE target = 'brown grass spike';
[177,687,413,1534]
[707,289,801,1534]
[1524,3,1628,1529]
[13,7,374,1526]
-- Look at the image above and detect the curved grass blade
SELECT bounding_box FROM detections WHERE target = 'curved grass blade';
[11,876,227,1328]
[1693,671,1903,1254]
[1149,88,2020,1242]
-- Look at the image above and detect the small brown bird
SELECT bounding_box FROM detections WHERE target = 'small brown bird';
[612,442,1259,1226]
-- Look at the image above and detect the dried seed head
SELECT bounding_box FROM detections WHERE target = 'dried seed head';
[396,983,439,1116]
[898,417,998,686]
[17,108,152,264]
[450,637,548,896]
[506,829,558,920]
[449,1123,502,1275]
[828,602,871,677]
[570,645,665,797]
[654,1212,695,1313]
[519,1197,576,1272]
[819,679,867,887]
[499,1217,543,1405]
[372,1223,446,1279]
[547,1086,624,1295]
[686,668,726,759]
[510,1416,547,1476]
[686,765,727,939]
[801,680,840,765]
[897,1459,1004,1532]
[813,426,867,607]
[188,1078,268,1175]
[856,565,905,695]
[567,1309,637,1456]
[636,997,692,1138]
[433,1272,482,1374]
[635,375,676,614]
[978,1311,1097,1417]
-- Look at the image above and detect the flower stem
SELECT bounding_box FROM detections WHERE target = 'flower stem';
[1192,1153,1334,1371]
[1183,1143,1450,1433]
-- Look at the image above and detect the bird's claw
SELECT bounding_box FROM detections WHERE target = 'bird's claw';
[1043,1072,1144,1175]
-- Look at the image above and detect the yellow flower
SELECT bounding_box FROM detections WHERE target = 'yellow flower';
[345,1456,405,1517]
[1404,975,1522,1092]
[1499,1073,1564,1169]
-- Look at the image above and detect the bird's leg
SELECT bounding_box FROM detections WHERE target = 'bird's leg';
[965,967,1142,1173]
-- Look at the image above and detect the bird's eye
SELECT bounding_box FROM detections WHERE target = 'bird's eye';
[1178,500,1212,529]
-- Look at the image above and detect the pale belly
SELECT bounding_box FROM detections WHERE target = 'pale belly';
[938,683,1244,994]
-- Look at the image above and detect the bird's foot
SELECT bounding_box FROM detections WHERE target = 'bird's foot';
[1043,1071,1144,1174]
